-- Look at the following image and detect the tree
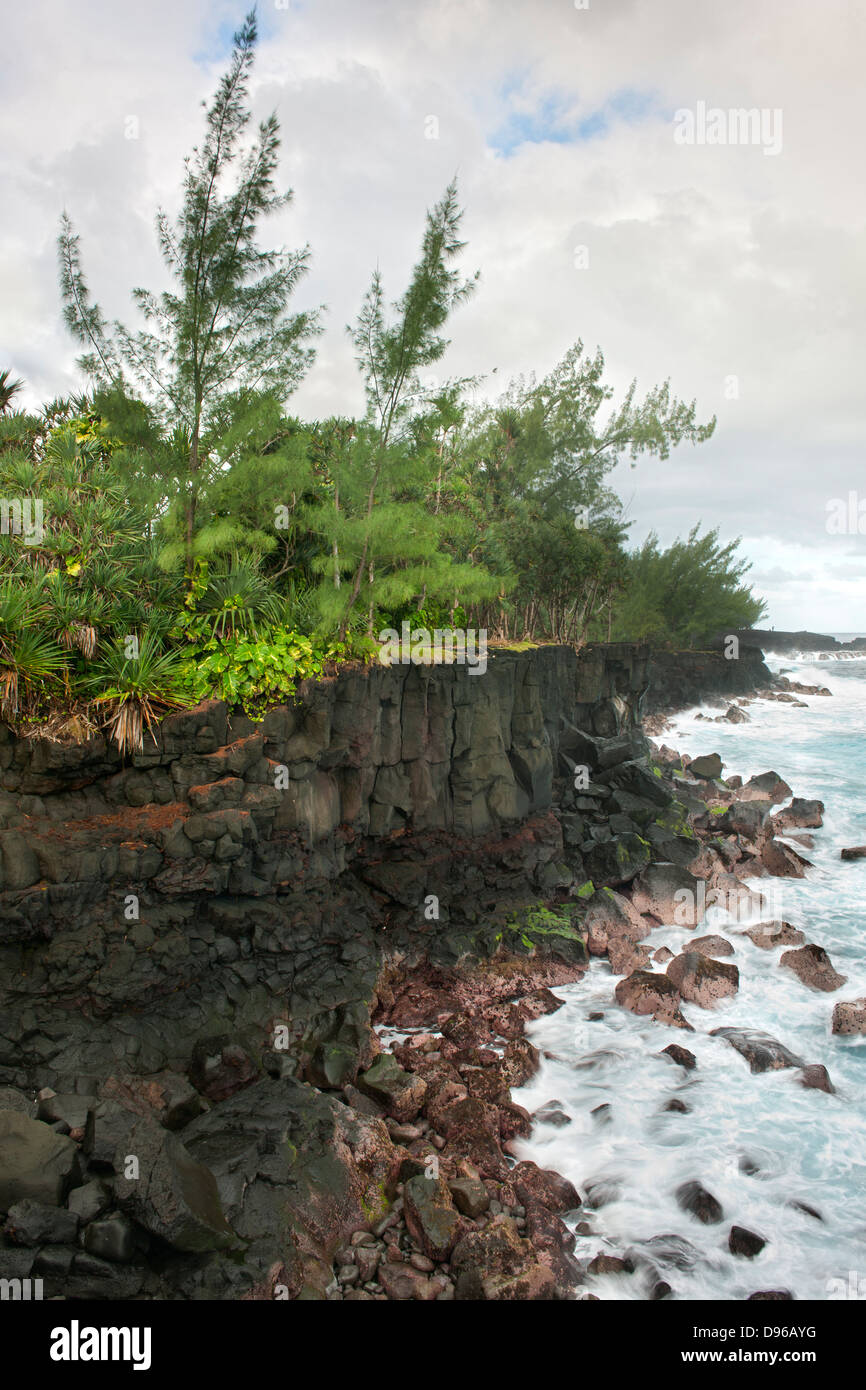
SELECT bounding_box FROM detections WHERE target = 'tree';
[611,525,766,646]
[58,9,319,585]
[0,370,24,415]
[326,179,483,637]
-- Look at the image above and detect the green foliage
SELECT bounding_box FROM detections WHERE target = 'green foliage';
[610,524,767,646]
[177,627,351,714]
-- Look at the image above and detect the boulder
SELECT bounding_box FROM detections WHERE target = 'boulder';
[607,938,652,976]
[584,888,649,956]
[710,1027,804,1073]
[0,1113,80,1210]
[687,753,723,781]
[451,1216,557,1301]
[3,1199,79,1245]
[739,772,792,803]
[779,943,846,993]
[631,863,704,926]
[357,1054,427,1122]
[729,1226,766,1258]
[377,1263,442,1301]
[739,921,805,950]
[615,971,693,1030]
[583,833,651,888]
[661,1044,697,1071]
[831,998,866,1035]
[666,952,739,1008]
[100,1072,206,1131]
[110,1113,237,1253]
[840,846,866,861]
[403,1175,460,1261]
[688,934,735,958]
[771,798,824,831]
[675,1181,723,1224]
[448,1178,489,1218]
[759,837,810,878]
[798,1064,834,1095]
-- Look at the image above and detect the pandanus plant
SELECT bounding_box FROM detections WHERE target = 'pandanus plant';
[83,629,184,755]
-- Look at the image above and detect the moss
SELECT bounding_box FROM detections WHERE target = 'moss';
[360,1179,390,1224]
[710,805,729,816]
[576,880,595,898]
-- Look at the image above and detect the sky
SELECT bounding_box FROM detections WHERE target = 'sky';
[1,0,864,632]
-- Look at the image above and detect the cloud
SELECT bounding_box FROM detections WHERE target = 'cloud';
[1,0,864,626]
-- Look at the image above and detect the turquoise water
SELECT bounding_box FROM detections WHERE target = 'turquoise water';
[513,656,866,1300]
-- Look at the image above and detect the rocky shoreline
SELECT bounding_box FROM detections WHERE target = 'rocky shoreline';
[2,645,862,1301]
[322,684,859,1301]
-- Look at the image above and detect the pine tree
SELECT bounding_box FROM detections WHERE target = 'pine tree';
[58,9,319,586]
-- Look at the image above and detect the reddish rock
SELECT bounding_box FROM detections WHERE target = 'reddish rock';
[831,998,866,1035]
[614,970,693,1029]
[402,1175,460,1261]
[740,921,805,950]
[841,845,866,861]
[661,1044,697,1071]
[760,837,810,878]
[688,935,734,958]
[378,1262,440,1300]
[498,1038,540,1087]
[510,1161,581,1214]
[666,952,739,1008]
[451,1216,557,1301]
[798,1064,835,1095]
[607,938,652,976]
[584,889,650,956]
[771,798,824,831]
[357,1054,428,1122]
[780,944,846,993]
[100,1071,205,1131]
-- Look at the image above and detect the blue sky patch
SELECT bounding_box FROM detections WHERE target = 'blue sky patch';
[489,77,657,155]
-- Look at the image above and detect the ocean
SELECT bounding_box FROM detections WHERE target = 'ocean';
[512,651,866,1300]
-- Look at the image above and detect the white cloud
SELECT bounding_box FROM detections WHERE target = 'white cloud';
[1,0,864,628]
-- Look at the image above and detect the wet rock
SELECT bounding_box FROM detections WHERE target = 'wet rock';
[615,970,693,1030]
[840,845,866,861]
[591,1103,612,1125]
[583,1179,621,1210]
[510,1162,581,1214]
[583,833,651,888]
[357,1054,427,1122]
[831,998,866,1035]
[771,798,824,831]
[739,772,792,803]
[661,1044,697,1071]
[787,1200,823,1222]
[67,1180,111,1225]
[653,946,674,964]
[584,888,649,956]
[748,1289,793,1300]
[378,1262,440,1300]
[588,1252,633,1275]
[780,943,846,993]
[498,1038,541,1087]
[667,951,739,1007]
[687,753,723,780]
[451,1217,556,1300]
[4,1199,79,1245]
[607,938,652,976]
[675,1181,723,1225]
[759,838,810,878]
[532,1100,572,1129]
[402,1175,459,1261]
[631,863,705,926]
[729,1226,766,1258]
[448,1178,489,1218]
[711,1027,805,1073]
[0,1113,80,1209]
[83,1213,136,1263]
[740,921,805,950]
[688,935,735,958]
[798,1064,835,1095]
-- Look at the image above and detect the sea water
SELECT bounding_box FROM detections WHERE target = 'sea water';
[512,653,866,1300]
